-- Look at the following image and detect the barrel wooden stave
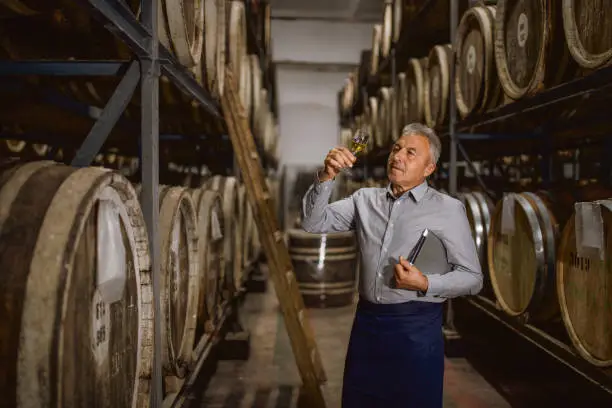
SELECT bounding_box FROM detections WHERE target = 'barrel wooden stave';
[158,186,200,378]
[0,161,152,407]
[557,199,612,366]
[288,229,358,308]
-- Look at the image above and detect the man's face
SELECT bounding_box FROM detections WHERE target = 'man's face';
[387,134,436,188]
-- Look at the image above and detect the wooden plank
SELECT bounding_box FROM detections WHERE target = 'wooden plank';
[222,73,326,383]
[220,67,327,408]
[221,71,326,384]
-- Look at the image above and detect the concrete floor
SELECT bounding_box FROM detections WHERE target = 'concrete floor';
[197,283,511,408]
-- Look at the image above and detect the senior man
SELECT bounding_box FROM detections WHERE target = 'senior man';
[301,123,482,408]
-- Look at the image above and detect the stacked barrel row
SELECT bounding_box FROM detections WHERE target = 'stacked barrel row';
[341,0,612,146]
[0,0,278,158]
[338,0,426,118]
[0,161,280,407]
[458,187,612,368]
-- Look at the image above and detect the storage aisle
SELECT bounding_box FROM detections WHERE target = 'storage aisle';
[190,279,511,408]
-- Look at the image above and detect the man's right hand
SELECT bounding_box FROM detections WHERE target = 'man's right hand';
[318,147,357,182]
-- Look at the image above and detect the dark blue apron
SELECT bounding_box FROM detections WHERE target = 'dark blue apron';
[341,298,445,408]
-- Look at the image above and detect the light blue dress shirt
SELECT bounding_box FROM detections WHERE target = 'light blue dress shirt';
[301,178,483,304]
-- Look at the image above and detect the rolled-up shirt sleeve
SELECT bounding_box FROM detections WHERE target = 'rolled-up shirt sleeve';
[301,174,356,234]
[425,200,483,298]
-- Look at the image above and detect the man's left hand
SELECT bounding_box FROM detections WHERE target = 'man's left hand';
[394,256,429,292]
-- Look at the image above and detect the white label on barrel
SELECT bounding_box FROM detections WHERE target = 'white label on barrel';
[501,194,515,235]
[467,45,476,74]
[575,202,605,260]
[97,195,127,304]
[92,290,111,366]
[517,13,528,48]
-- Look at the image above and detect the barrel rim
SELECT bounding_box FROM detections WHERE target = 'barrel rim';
[15,166,152,407]
[471,191,493,236]
[193,187,224,330]
[287,228,356,239]
[424,44,451,128]
[494,0,549,99]
[164,0,204,67]
[159,185,200,377]
[460,192,486,261]
[454,4,496,118]
[561,0,612,69]
[406,57,426,122]
[370,24,382,76]
[381,1,393,59]
[520,191,558,318]
[556,199,612,366]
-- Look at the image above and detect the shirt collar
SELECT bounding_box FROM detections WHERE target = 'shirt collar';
[386,181,428,202]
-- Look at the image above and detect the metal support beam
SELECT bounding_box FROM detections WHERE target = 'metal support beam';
[444,0,460,341]
[0,60,127,76]
[448,0,458,197]
[71,60,140,167]
[140,0,163,407]
[161,63,222,119]
[86,0,151,57]
[455,139,493,199]
[83,0,221,118]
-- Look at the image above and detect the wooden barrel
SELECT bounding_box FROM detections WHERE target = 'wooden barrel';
[494,0,573,100]
[367,97,379,147]
[370,24,383,76]
[557,199,612,366]
[0,0,202,67]
[424,45,452,128]
[455,4,502,118]
[377,87,392,148]
[405,57,428,123]
[287,229,358,308]
[205,175,243,295]
[158,186,199,378]
[341,73,357,116]
[163,0,204,67]
[239,185,255,267]
[487,192,559,321]
[392,0,403,43]
[395,72,407,132]
[381,0,393,59]
[562,0,612,69]
[0,161,152,407]
[190,188,224,338]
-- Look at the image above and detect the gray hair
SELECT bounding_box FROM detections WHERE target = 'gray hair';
[400,123,441,164]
